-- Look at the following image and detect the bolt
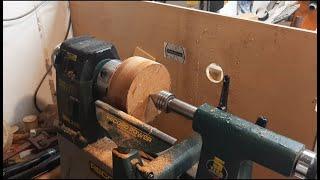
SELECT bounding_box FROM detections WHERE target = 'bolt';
[256,116,268,128]
[100,69,108,79]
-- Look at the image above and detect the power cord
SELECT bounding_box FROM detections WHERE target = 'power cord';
[34,5,72,113]
[3,2,48,21]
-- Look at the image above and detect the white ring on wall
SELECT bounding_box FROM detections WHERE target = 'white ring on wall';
[206,63,224,83]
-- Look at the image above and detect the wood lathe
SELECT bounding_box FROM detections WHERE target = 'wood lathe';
[53,36,317,179]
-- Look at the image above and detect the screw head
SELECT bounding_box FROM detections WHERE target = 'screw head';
[100,69,108,78]
[147,172,154,179]
[256,116,268,128]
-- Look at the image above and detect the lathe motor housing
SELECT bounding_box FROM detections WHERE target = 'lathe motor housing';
[54,36,120,145]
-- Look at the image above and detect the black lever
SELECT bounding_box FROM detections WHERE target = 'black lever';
[217,75,230,112]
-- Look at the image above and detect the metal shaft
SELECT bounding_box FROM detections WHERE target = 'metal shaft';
[96,59,122,101]
[95,100,177,146]
[151,91,197,119]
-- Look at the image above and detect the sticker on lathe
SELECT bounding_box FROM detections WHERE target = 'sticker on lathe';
[206,156,228,179]
[164,42,186,64]
[89,161,112,179]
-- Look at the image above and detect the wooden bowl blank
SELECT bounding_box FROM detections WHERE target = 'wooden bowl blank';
[107,56,171,123]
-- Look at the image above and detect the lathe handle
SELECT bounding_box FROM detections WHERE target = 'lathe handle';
[295,149,317,179]
[306,156,317,179]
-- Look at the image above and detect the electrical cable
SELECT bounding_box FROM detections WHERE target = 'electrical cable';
[34,3,71,113]
[3,1,48,21]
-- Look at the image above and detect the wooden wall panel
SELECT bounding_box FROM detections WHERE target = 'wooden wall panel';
[70,2,317,179]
